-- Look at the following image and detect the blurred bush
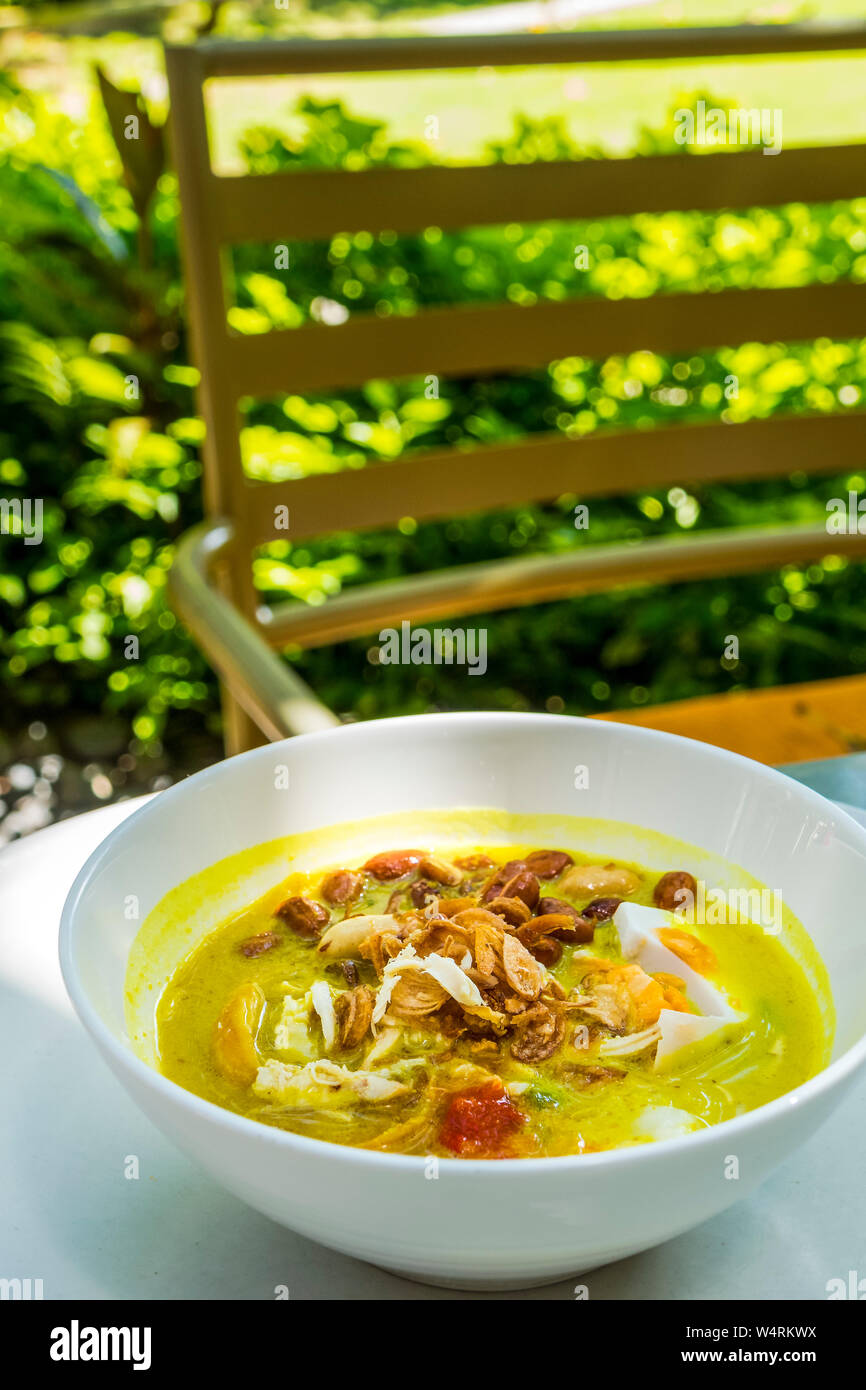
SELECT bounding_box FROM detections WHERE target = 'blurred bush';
[1,67,866,751]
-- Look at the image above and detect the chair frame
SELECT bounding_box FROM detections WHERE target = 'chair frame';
[165,23,866,752]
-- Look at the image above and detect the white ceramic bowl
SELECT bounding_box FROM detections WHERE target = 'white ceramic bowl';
[60,713,866,1289]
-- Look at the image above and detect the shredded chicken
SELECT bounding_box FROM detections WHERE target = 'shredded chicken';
[310,980,337,1051]
[371,943,489,1028]
[363,1025,403,1067]
[599,1023,663,1057]
[253,1058,408,1106]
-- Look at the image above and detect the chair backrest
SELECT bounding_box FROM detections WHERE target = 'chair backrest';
[165,25,866,628]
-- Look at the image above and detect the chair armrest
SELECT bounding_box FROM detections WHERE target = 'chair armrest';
[169,520,340,740]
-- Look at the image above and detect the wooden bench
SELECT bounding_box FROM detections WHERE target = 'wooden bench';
[165,25,866,758]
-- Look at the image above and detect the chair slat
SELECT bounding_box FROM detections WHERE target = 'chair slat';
[244,410,866,542]
[228,280,866,397]
[257,522,866,649]
[213,143,866,245]
[189,23,866,78]
[598,672,866,764]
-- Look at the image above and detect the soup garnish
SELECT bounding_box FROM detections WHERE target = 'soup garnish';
[156,842,825,1158]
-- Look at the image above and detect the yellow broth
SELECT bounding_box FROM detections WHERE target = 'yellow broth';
[155,841,827,1158]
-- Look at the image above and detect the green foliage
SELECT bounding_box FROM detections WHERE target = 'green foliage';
[238,96,432,173]
[2,71,866,748]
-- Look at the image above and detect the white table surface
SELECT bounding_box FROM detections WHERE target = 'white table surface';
[2,781,865,1302]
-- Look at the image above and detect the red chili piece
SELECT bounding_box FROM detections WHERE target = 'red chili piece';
[439,1081,526,1157]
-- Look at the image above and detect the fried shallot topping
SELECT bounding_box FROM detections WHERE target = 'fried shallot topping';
[510,1002,566,1063]
[308,848,715,1078]
[333,985,375,1050]
[573,961,666,1035]
[354,894,570,1060]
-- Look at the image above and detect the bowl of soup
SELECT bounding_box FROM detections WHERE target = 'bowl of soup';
[59,713,866,1288]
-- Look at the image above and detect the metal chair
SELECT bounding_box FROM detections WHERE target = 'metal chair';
[165,24,866,755]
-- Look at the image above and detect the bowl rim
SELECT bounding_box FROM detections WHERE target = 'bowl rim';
[59,710,866,1174]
